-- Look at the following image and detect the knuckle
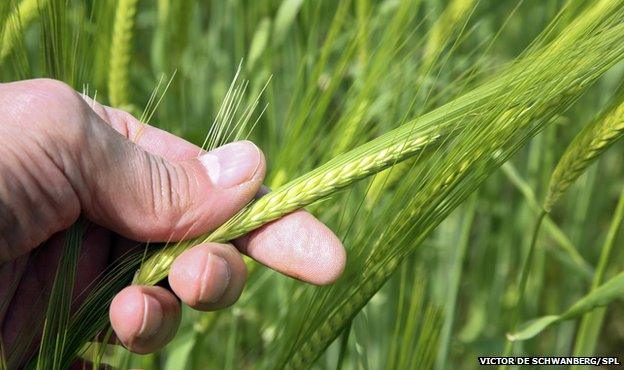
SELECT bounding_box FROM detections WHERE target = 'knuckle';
[87,101,136,139]
[2,78,89,149]
[9,78,83,117]
[107,109,137,139]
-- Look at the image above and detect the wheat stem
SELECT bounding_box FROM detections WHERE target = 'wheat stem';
[501,210,547,361]
[571,186,624,360]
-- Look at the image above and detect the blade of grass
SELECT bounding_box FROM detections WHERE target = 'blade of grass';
[35,220,86,370]
[571,186,624,361]
[435,195,476,370]
[508,269,624,341]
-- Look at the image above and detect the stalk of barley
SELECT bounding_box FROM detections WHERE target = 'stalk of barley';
[52,4,624,366]
[543,98,624,212]
[108,0,139,108]
[136,123,450,284]
[501,79,624,362]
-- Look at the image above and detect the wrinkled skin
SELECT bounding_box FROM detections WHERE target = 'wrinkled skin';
[0,79,346,366]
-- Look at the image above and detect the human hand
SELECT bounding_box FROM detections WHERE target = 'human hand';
[0,79,345,364]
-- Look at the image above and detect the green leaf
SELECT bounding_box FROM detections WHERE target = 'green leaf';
[248,18,271,70]
[563,272,624,319]
[507,315,559,341]
[272,0,304,47]
[164,334,196,370]
[509,271,624,341]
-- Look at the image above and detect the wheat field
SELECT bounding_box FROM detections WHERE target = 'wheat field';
[1,0,624,369]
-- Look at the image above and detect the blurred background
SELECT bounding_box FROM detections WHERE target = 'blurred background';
[1,0,624,369]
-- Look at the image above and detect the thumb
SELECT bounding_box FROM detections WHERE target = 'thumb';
[77,133,265,242]
[52,80,264,242]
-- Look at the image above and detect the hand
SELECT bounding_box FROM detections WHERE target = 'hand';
[0,79,345,364]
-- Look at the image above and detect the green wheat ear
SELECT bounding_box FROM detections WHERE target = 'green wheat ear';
[108,0,139,108]
[543,94,624,212]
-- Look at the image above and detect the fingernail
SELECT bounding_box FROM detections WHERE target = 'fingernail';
[199,253,231,303]
[137,293,163,339]
[199,141,261,188]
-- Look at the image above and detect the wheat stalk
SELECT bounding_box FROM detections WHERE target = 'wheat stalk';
[108,0,139,108]
[543,98,624,212]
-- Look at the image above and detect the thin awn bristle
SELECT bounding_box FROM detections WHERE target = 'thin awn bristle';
[200,63,250,152]
[140,71,177,125]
